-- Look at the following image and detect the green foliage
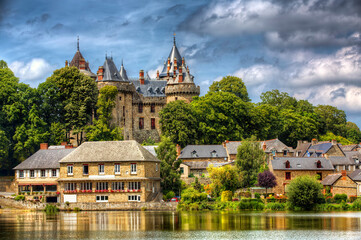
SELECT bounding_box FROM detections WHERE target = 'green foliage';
[0,130,9,170]
[351,198,361,210]
[165,191,175,200]
[254,192,260,199]
[260,90,297,110]
[73,207,81,212]
[221,190,233,202]
[180,187,207,205]
[236,139,266,188]
[44,204,59,214]
[287,175,324,210]
[208,75,250,102]
[49,122,66,145]
[155,136,182,194]
[191,177,203,192]
[265,202,286,210]
[0,60,8,69]
[314,105,346,136]
[333,194,348,203]
[142,137,156,146]
[207,165,241,197]
[14,195,25,201]
[319,132,353,145]
[345,122,361,143]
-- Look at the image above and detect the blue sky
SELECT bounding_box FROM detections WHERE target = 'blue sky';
[1,0,361,127]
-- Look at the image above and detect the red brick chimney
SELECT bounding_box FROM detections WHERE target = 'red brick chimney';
[341,170,347,180]
[176,144,181,157]
[331,139,337,145]
[97,66,104,81]
[40,143,48,150]
[167,58,170,72]
[65,144,73,149]
[139,70,145,85]
[61,142,67,146]
[311,138,318,146]
[262,142,267,151]
[156,70,159,79]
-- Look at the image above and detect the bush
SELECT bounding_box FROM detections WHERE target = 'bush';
[44,204,59,214]
[265,202,286,210]
[141,207,147,211]
[254,193,260,199]
[351,198,361,210]
[181,187,207,204]
[14,195,25,201]
[334,194,348,203]
[74,207,81,212]
[221,191,233,202]
[349,195,358,203]
[165,191,175,200]
[287,175,324,210]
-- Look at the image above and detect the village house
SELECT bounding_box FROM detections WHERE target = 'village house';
[294,139,345,158]
[269,157,335,195]
[321,170,357,198]
[57,140,161,203]
[348,169,361,197]
[13,143,74,203]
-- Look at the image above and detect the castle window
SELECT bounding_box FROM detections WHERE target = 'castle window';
[139,118,144,129]
[283,150,287,156]
[151,103,155,113]
[131,163,137,174]
[155,87,160,93]
[67,165,73,176]
[41,170,46,178]
[114,164,120,174]
[151,118,155,129]
[119,96,121,101]
[161,87,165,93]
[123,106,125,117]
[52,169,57,177]
[80,182,92,191]
[112,182,124,190]
[98,164,105,174]
[30,170,35,178]
[65,183,76,191]
[138,104,143,113]
[96,182,108,191]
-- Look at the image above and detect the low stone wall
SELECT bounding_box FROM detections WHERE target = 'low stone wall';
[0,197,177,211]
[0,178,15,192]
[182,177,211,185]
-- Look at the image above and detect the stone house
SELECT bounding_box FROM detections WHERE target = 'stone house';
[57,141,161,203]
[321,171,357,197]
[340,144,361,152]
[269,157,335,195]
[348,169,361,197]
[294,139,345,158]
[67,37,199,144]
[13,143,74,203]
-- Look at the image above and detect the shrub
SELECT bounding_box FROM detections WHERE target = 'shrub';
[74,207,81,212]
[44,204,59,214]
[141,207,147,211]
[165,191,175,200]
[254,193,260,199]
[181,187,207,204]
[188,173,195,178]
[287,175,324,210]
[265,202,286,211]
[14,195,25,201]
[351,198,361,210]
[334,194,348,203]
[65,201,70,206]
[349,195,358,203]
[221,191,233,202]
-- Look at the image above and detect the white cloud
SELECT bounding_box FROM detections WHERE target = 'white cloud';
[147,65,163,79]
[9,58,53,84]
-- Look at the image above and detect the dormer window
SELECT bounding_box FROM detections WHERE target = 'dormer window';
[283,150,287,156]
[161,87,165,93]
[285,161,290,168]
[272,150,276,156]
[316,160,322,168]
[211,150,217,157]
[136,86,140,92]
[191,150,197,158]
[147,87,152,93]
[155,87,160,93]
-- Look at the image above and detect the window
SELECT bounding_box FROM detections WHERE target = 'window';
[19,170,24,178]
[123,106,125,117]
[46,185,57,192]
[317,160,322,168]
[151,118,155,129]
[345,165,350,171]
[119,96,122,101]
[112,182,124,190]
[114,164,120,174]
[67,165,73,175]
[180,167,184,174]
[83,165,89,175]
[211,151,217,157]
[80,182,92,191]
[52,169,57,177]
[316,172,322,180]
[96,182,108,191]
[99,164,104,174]
[285,161,290,168]
[96,196,108,202]
[285,172,291,180]
[41,170,46,178]
[139,118,144,129]
[191,151,197,158]
[151,103,155,113]
[128,182,141,190]
[175,97,178,100]
[283,150,287,156]
[131,163,137,174]
[65,183,76,191]
[156,163,158,172]
[128,195,141,202]
[138,103,143,113]
[272,150,276,156]
[30,170,35,178]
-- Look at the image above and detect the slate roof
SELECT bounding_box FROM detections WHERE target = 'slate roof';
[130,78,167,97]
[348,169,361,181]
[100,57,124,81]
[321,174,342,186]
[308,142,332,154]
[119,62,129,81]
[225,139,291,155]
[271,157,334,170]
[295,142,312,157]
[59,141,160,163]
[143,145,158,157]
[341,144,360,152]
[345,151,361,165]
[160,41,182,77]
[13,149,75,170]
[179,145,228,159]
[328,156,354,166]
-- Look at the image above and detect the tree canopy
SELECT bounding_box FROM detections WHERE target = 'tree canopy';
[209,76,250,102]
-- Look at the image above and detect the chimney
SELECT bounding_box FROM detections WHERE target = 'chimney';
[331,139,337,145]
[311,138,318,146]
[178,65,183,83]
[262,142,266,151]
[341,170,347,179]
[65,60,68,67]
[97,66,104,81]
[65,144,73,149]
[176,144,181,157]
[156,70,159,79]
[40,143,48,150]
[222,141,226,148]
[139,70,145,85]
[61,142,67,146]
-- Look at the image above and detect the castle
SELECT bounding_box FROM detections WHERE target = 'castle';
[66,36,200,143]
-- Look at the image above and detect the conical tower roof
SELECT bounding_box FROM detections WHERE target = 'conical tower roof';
[102,57,122,81]
[119,60,129,81]
[160,37,182,77]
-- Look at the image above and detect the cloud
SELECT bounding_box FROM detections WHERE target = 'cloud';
[9,58,54,85]
[26,13,50,25]
[147,65,163,79]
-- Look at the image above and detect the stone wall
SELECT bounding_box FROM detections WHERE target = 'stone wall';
[331,175,357,197]
[181,177,211,186]
[0,179,15,192]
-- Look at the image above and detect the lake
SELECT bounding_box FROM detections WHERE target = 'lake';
[0,210,361,239]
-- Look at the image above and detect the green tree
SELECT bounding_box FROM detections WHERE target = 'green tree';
[207,165,241,197]
[49,122,66,145]
[252,104,281,140]
[235,139,266,188]
[86,85,122,141]
[287,175,324,210]
[159,100,198,147]
[0,60,8,69]
[314,104,346,136]
[155,136,182,195]
[0,130,9,170]
[209,75,250,102]
[345,122,361,144]
[319,132,353,145]
[260,90,297,110]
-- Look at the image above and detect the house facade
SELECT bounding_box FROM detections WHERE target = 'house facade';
[321,171,357,197]
[13,143,74,203]
[57,141,161,203]
[269,157,335,195]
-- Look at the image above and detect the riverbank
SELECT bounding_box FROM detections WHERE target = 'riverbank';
[0,197,178,211]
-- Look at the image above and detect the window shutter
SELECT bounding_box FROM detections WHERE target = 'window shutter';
[57,169,59,177]
[16,170,19,178]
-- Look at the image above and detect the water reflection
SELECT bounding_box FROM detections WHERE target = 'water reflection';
[0,210,361,239]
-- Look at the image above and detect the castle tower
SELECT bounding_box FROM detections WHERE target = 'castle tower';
[160,35,200,103]
[67,37,97,79]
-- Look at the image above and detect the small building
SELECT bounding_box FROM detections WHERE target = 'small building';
[180,161,234,178]
[270,157,334,195]
[295,139,345,158]
[13,143,74,203]
[321,171,357,197]
[348,169,361,196]
[328,156,356,172]
[57,141,161,203]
